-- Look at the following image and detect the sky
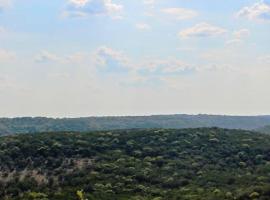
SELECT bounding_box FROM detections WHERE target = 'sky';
[0,0,270,117]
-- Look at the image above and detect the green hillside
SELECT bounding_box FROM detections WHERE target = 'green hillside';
[257,125,270,134]
[1,128,270,200]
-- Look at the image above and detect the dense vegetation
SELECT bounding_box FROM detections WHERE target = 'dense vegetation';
[1,128,270,200]
[1,115,270,135]
[257,125,270,134]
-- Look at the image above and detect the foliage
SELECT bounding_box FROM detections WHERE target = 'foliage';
[257,125,270,134]
[76,190,87,200]
[0,128,270,200]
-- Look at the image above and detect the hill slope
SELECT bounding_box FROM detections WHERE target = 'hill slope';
[1,128,270,200]
[1,114,270,135]
[257,125,270,134]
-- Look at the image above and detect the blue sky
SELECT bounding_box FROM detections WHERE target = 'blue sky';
[0,0,270,117]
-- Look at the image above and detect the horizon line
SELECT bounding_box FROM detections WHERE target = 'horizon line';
[1,113,270,120]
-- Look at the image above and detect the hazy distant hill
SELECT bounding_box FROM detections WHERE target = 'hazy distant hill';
[1,114,270,135]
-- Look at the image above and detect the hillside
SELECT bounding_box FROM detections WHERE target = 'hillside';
[1,115,270,135]
[1,128,270,200]
[257,125,270,134]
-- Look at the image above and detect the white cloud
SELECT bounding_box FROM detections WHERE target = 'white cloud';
[237,1,270,21]
[141,58,194,74]
[0,49,15,62]
[179,23,227,38]
[34,45,256,85]
[35,51,93,65]
[91,47,194,75]
[199,46,259,74]
[67,52,90,63]
[225,29,250,46]
[162,7,198,20]
[34,47,196,76]
[93,46,132,70]
[143,0,156,5]
[35,51,64,63]
[225,39,243,46]
[69,0,89,7]
[0,0,11,11]
[64,0,123,19]
[135,23,151,30]
[233,29,250,38]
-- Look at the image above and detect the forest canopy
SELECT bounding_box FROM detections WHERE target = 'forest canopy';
[0,128,270,200]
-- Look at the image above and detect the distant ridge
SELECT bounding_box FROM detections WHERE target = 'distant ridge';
[1,114,270,135]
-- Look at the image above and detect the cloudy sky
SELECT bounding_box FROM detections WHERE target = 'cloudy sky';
[0,0,270,117]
